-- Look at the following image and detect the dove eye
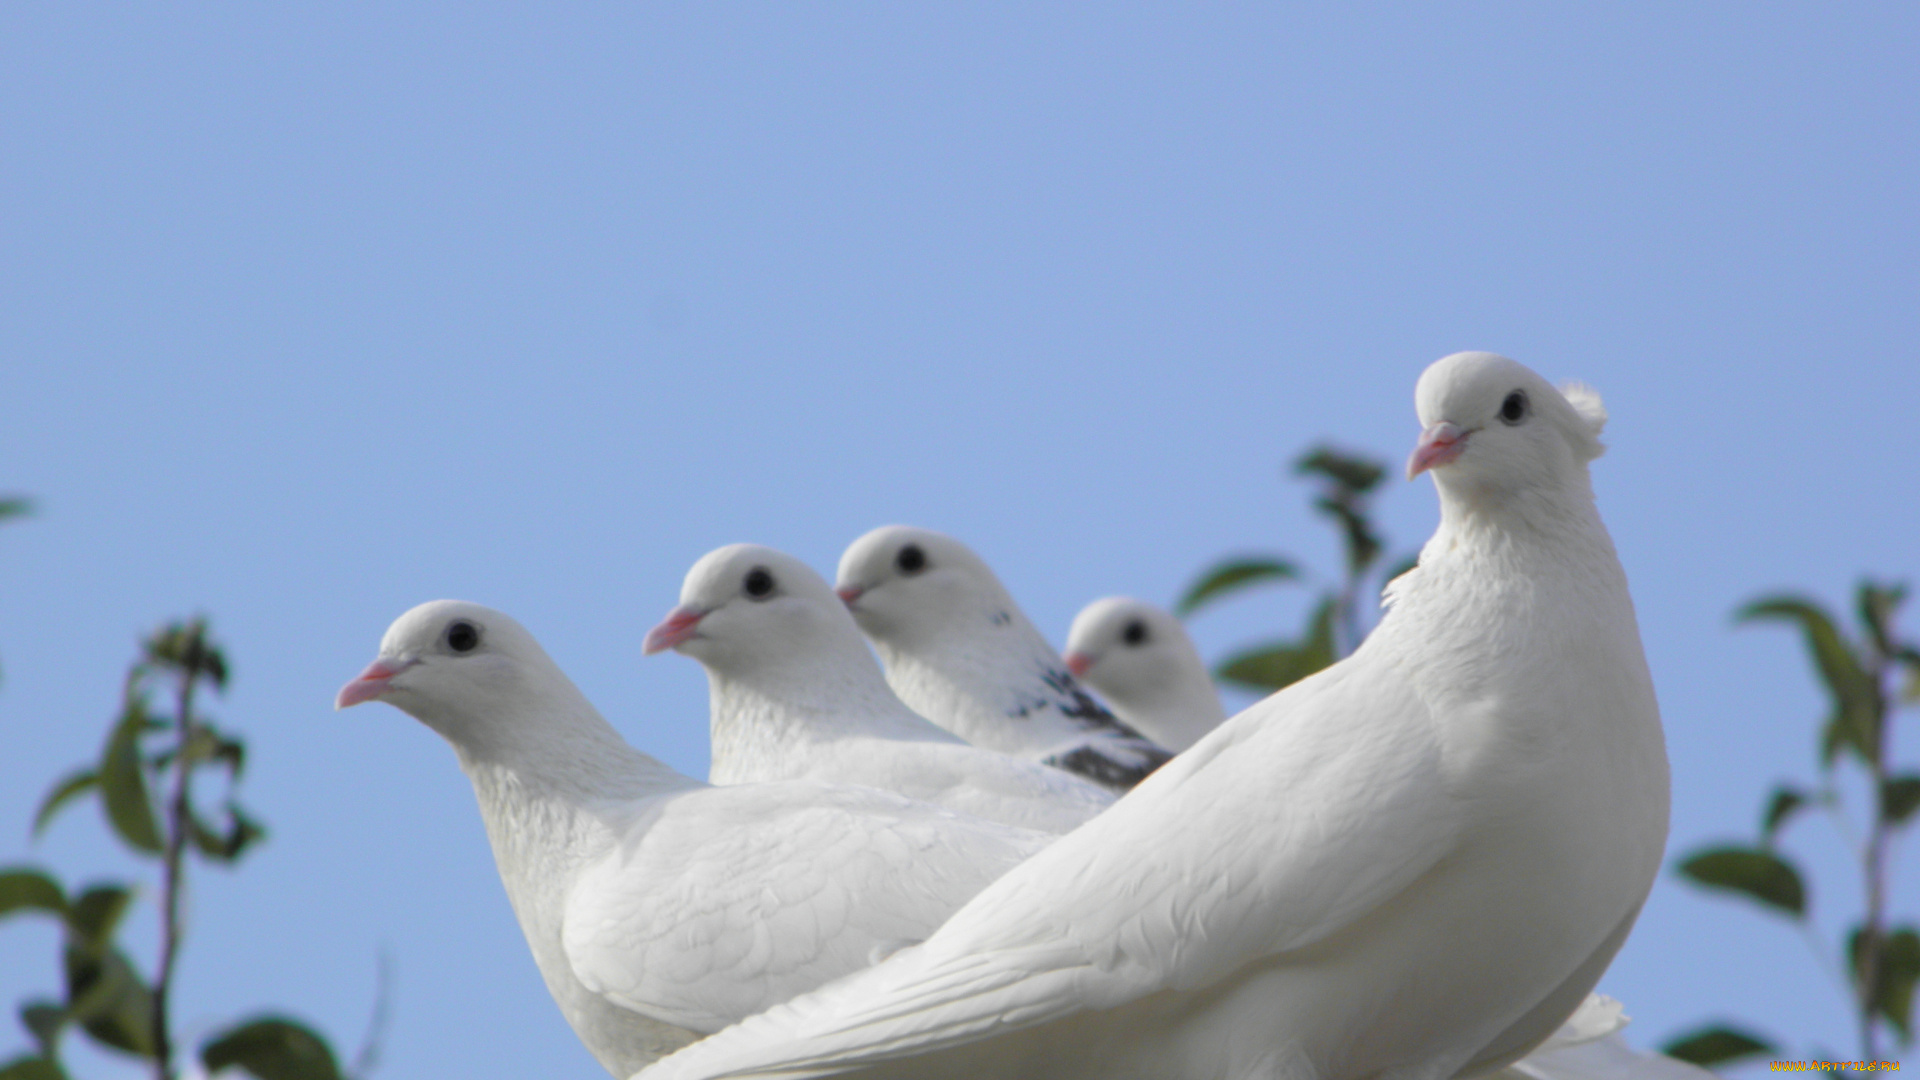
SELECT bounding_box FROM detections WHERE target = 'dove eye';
[1122,620,1149,646]
[743,567,776,600]
[896,544,928,575]
[446,620,481,653]
[1499,390,1529,425]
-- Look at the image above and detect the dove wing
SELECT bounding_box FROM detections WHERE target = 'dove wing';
[562,782,1049,1034]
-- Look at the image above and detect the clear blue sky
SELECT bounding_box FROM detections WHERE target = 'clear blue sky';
[3,5,1916,1077]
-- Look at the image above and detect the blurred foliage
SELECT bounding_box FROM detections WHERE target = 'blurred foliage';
[1662,1025,1776,1068]
[0,619,355,1080]
[1667,581,1920,1066]
[1180,445,1415,693]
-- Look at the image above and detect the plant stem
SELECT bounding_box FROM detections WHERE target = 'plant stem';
[1859,649,1892,1061]
[1863,824,1886,1060]
[150,650,202,1080]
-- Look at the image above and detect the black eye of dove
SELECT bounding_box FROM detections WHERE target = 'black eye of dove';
[896,544,928,575]
[744,567,775,599]
[1123,620,1149,646]
[447,620,481,653]
[1499,390,1529,425]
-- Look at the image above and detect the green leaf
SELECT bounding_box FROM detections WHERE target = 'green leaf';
[1760,786,1806,843]
[20,1001,64,1056]
[202,1017,345,1080]
[0,497,33,522]
[1850,925,1920,1039]
[61,942,155,1058]
[188,813,229,861]
[0,869,65,920]
[227,802,266,858]
[189,802,266,863]
[1314,495,1383,579]
[31,771,98,839]
[1858,580,1908,660]
[1294,445,1385,496]
[1676,846,1806,916]
[97,700,163,855]
[0,1056,67,1080]
[208,728,246,778]
[1293,446,1388,578]
[182,725,222,766]
[1660,1024,1776,1066]
[1217,643,1322,692]
[1214,596,1337,692]
[1738,595,1882,765]
[1885,775,1920,826]
[62,885,133,948]
[1175,557,1299,617]
[144,619,228,691]
[1884,929,1920,1040]
[149,725,246,776]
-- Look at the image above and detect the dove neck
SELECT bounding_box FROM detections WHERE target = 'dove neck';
[705,654,951,758]
[1104,658,1228,752]
[1430,470,1611,558]
[457,722,697,1062]
[432,672,690,804]
[1405,471,1638,652]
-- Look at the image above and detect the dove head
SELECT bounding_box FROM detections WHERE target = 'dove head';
[647,543,873,678]
[1408,352,1607,511]
[1063,597,1189,698]
[336,600,573,745]
[835,525,1017,651]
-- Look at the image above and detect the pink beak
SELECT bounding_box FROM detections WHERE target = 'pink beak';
[643,605,708,655]
[1407,421,1468,479]
[1063,652,1093,679]
[336,658,411,710]
[835,585,864,609]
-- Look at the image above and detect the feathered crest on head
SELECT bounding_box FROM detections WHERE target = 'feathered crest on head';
[1558,381,1607,461]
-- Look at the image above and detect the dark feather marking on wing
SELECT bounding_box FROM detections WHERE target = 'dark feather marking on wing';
[1038,667,1155,741]
[1044,742,1170,791]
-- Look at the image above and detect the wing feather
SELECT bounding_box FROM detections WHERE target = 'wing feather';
[563,782,1048,1034]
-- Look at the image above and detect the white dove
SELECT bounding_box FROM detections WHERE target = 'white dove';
[834,525,1173,791]
[1066,604,1700,1077]
[643,543,1114,834]
[1063,596,1227,752]
[638,351,1671,1080]
[335,600,1052,1077]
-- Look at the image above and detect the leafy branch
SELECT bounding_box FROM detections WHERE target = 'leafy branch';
[0,619,357,1080]
[1665,580,1920,1068]
[1178,445,1414,693]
